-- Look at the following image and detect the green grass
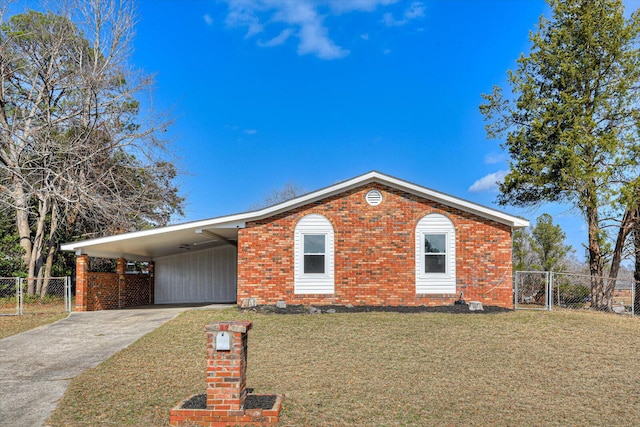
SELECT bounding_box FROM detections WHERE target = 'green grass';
[0,301,68,339]
[47,309,640,426]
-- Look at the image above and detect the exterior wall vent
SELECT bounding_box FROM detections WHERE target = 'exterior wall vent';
[365,189,383,206]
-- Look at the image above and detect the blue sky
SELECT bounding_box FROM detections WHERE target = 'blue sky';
[11,0,640,256]
[130,0,576,248]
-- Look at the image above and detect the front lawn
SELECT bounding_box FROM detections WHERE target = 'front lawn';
[47,308,640,426]
[0,301,68,339]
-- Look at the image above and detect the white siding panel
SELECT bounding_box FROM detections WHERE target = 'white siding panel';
[155,245,237,304]
[294,214,335,294]
[415,214,456,294]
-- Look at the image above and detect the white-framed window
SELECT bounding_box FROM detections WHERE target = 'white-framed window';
[294,214,334,294]
[422,233,447,274]
[416,214,456,293]
[303,234,327,274]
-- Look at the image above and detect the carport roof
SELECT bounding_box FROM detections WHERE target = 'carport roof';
[61,171,529,261]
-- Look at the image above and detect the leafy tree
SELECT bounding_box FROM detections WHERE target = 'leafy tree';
[0,213,23,277]
[513,213,573,273]
[480,0,640,310]
[530,213,573,272]
[0,1,183,295]
[512,228,535,273]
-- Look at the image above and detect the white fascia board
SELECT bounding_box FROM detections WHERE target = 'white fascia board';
[238,171,529,229]
[370,173,530,228]
[61,174,372,252]
[60,218,247,252]
[61,171,529,254]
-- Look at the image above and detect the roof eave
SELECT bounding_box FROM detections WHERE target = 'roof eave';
[243,171,529,228]
[61,170,530,254]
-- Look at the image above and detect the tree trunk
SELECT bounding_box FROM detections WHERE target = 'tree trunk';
[604,208,635,310]
[40,246,57,298]
[31,198,49,296]
[635,208,640,313]
[40,202,60,297]
[14,185,34,294]
[587,205,605,309]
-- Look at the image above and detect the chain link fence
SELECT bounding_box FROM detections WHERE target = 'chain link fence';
[0,277,72,315]
[0,278,22,315]
[515,271,636,317]
[514,271,550,310]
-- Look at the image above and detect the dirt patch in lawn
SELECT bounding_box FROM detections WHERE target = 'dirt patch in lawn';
[245,303,510,315]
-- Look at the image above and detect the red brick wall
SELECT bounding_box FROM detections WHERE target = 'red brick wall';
[237,183,514,308]
[82,272,152,311]
[86,272,119,310]
[125,274,152,307]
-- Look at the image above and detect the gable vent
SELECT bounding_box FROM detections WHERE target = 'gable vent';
[365,189,383,206]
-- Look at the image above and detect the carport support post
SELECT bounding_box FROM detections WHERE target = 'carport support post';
[75,254,89,312]
[148,261,155,305]
[117,258,127,309]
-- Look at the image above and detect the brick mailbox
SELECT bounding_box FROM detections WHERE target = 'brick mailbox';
[170,321,284,427]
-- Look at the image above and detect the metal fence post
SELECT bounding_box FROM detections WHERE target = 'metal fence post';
[67,276,72,312]
[18,277,23,315]
[547,271,552,311]
[64,276,68,312]
[550,271,554,311]
[514,271,520,310]
[632,280,636,319]
[14,277,19,315]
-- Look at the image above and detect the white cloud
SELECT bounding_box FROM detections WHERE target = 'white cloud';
[381,12,397,26]
[273,1,349,59]
[297,19,349,59]
[226,125,257,135]
[484,153,507,165]
[258,28,294,47]
[327,0,398,13]
[382,1,425,26]
[225,2,264,38]
[203,14,213,26]
[468,170,508,193]
[405,1,426,19]
[219,0,402,60]
[360,33,369,40]
[383,48,391,55]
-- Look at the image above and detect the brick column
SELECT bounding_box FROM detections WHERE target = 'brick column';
[116,258,126,308]
[148,261,155,305]
[170,320,283,426]
[75,254,89,312]
[205,321,253,412]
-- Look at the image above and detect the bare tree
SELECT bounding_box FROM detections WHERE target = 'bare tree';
[252,181,305,209]
[0,0,183,295]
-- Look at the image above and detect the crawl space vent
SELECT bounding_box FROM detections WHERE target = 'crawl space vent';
[365,189,383,206]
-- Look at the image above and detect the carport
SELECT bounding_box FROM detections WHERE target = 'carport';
[61,216,246,311]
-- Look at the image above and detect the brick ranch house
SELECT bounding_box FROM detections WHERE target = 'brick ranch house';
[61,171,529,311]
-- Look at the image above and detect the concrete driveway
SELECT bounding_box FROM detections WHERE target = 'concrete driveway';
[0,306,213,427]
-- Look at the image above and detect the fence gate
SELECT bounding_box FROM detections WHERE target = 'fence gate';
[0,278,22,315]
[0,277,71,315]
[514,271,551,310]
